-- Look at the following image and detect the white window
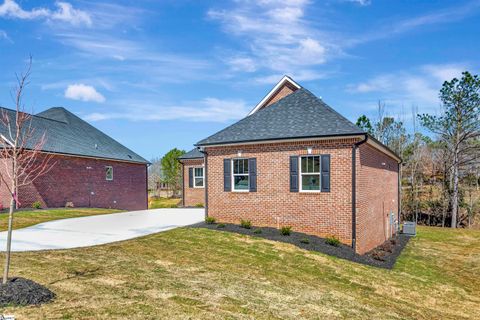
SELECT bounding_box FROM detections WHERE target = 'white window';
[300,156,320,191]
[194,167,204,188]
[232,159,249,191]
[106,166,113,181]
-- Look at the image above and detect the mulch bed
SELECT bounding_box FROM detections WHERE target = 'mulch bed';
[0,277,55,307]
[191,222,410,269]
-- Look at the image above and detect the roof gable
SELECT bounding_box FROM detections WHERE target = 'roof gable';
[178,148,204,160]
[197,88,365,146]
[248,75,301,115]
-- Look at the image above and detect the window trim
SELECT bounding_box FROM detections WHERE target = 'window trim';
[299,155,321,193]
[231,158,250,192]
[106,166,113,181]
[193,166,204,188]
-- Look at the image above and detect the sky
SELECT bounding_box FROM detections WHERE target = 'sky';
[0,0,479,160]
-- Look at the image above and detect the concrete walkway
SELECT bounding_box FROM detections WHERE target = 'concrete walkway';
[0,208,204,252]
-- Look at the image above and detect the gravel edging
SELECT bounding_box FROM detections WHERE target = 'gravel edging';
[191,222,410,269]
[0,277,55,307]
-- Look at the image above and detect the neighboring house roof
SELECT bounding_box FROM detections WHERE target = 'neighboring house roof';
[178,148,204,160]
[196,88,365,146]
[0,107,149,164]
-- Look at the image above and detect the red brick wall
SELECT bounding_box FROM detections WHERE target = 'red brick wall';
[259,82,298,111]
[0,155,148,211]
[181,159,205,207]
[356,143,399,254]
[205,139,356,244]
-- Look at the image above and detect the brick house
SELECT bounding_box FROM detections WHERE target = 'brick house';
[182,76,401,254]
[0,107,149,211]
[179,148,205,207]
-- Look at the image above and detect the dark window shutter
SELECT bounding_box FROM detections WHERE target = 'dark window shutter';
[321,154,330,192]
[188,168,193,188]
[223,159,231,192]
[249,158,257,192]
[290,156,299,192]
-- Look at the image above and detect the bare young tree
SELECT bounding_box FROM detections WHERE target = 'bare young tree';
[419,72,480,228]
[0,58,56,284]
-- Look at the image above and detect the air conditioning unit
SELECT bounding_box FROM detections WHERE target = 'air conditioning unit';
[403,221,416,236]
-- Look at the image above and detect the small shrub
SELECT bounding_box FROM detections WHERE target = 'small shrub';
[253,228,262,234]
[280,226,292,236]
[205,216,216,224]
[371,250,387,261]
[240,219,252,229]
[217,223,225,228]
[31,201,42,209]
[300,238,310,244]
[195,203,204,208]
[325,235,341,247]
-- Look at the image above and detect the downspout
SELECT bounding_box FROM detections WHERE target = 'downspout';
[352,134,368,252]
[203,148,208,218]
[181,162,185,207]
[145,164,150,209]
[397,161,402,233]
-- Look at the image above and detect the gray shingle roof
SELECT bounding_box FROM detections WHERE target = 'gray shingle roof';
[196,88,365,146]
[0,107,148,164]
[178,148,204,160]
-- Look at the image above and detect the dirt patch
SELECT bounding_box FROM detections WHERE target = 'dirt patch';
[191,222,410,269]
[0,277,55,307]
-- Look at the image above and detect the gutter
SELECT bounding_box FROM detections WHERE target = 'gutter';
[195,133,365,148]
[352,134,368,252]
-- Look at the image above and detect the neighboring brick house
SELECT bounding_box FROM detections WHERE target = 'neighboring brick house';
[184,76,401,254]
[0,107,149,211]
[179,148,205,207]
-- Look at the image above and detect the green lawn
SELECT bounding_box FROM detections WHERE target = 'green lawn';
[148,197,181,209]
[0,208,122,232]
[3,226,480,319]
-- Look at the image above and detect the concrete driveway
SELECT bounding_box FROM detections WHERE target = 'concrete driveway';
[0,208,204,252]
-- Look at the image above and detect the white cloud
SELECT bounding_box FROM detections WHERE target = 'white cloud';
[255,69,328,84]
[350,1,480,45]
[421,64,465,82]
[83,98,249,123]
[344,0,371,6]
[0,29,9,41]
[208,0,336,79]
[227,57,257,72]
[0,0,91,26]
[346,63,469,112]
[50,2,92,26]
[346,75,395,93]
[65,84,105,103]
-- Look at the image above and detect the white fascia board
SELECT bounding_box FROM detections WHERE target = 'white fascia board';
[366,139,402,163]
[247,75,301,116]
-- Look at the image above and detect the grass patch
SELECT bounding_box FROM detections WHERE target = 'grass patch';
[0,208,122,231]
[148,197,181,209]
[3,226,480,319]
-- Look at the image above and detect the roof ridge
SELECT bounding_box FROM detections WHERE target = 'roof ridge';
[195,89,305,146]
[301,88,366,133]
[0,107,69,124]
